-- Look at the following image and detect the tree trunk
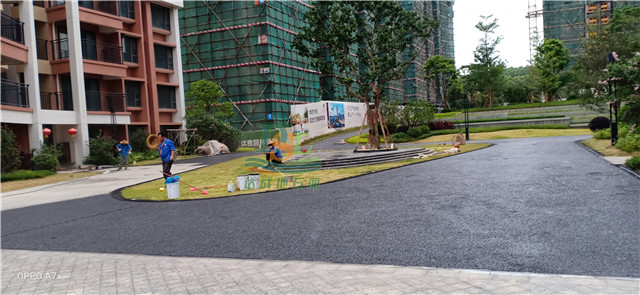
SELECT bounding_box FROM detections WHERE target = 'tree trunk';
[546,92,554,103]
[488,86,494,108]
[367,92,381,150]
[367,107,380,150]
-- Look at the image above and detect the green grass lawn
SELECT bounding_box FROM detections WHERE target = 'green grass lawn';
[346,126,587,144]
[581,138,640,157]
[121,143,491,201]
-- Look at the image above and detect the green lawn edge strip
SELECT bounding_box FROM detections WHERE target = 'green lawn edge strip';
[300,126,362,146]
[114,143,493,202]
[449,115,565,124]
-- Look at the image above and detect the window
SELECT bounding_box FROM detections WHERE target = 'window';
[125,81,141,107]
[151,3,170,30]
[122,35,138,63]
[157,85,176,109]
[119,1,135,19]
[154,44,173,70]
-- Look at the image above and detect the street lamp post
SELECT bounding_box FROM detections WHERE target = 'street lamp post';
[464,94,469,140]
[607,52,619,146]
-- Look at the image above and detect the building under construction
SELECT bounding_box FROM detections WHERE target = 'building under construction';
[179,1,455,130]
[543,1,640,58]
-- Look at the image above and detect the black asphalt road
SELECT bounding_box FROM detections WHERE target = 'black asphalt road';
[2,135,639,277]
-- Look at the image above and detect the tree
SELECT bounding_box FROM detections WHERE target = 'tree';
[293,1,436,149]
[570,6,640,110]
[185,80,235,122]
[1,127,22,173]
[400,99,435,128]
[467,15,505,108]
[531,39,570,102]
[424,55,457,109]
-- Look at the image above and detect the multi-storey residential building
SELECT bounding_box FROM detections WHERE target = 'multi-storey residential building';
[179,1,455,130]
[1,0,185,168]
[543,1,640,59]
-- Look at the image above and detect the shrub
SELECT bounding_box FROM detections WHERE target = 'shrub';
[407,127,422,138]
[616,133,640,152]
[378,122,397,135]
[1,127,22,173]
[400,99,435,127]
[83,136,117,165]
[588,116,610,131]
[428,121,455,130]
[391,132,412,143]
[396,125,409,133]
[621,101,640,126]
[186,112,242,152]
[594,128,611,139]
[130,128,150,152]
[619,125,630,138]
[419,125,430,134]
[31,143,62,172]
[625,156,640,170]
[1,170,54,182]
[31,154,58,172]
[129,150,159,162]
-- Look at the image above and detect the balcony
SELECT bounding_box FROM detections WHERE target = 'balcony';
[52,39,122,64]
[85,91,125,113]
[40,91,73,110]
[47,1,123,33]
[1,13,24,44]
[50,38,126,77]
[1,79,29,108]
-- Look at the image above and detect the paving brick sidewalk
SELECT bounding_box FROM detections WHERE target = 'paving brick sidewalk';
[2,250,638,294]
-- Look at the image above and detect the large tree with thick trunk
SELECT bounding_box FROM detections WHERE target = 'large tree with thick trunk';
[293,1,436,149]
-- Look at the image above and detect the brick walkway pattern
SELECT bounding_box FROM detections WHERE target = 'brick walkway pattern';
[2,250,638,294]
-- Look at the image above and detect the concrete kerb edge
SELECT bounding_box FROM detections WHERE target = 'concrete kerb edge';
[574,140,640,180]
[111,143,496,203]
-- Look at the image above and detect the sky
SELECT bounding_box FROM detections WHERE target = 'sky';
[453,0,540,69]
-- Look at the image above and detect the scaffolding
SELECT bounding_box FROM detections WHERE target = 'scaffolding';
[526,0,543,62]
[180,1,320,130]
[180,1,456,130]
[542,1,639,60]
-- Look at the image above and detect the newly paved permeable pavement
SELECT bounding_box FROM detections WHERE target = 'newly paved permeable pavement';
[2,135,638,293]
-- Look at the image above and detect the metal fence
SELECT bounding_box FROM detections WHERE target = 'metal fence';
[1,79,29,108]
[1,13,24,44]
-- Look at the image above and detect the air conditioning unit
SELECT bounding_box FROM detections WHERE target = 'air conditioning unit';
[261,67,270,74]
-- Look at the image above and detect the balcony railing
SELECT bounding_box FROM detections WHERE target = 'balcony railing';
[52,38,123,64]
[40,91,73,110]
[1,79,29,108]
[1,13,24,44]
[85,91,125,112]
[36,39,49,60]
[33,1,45,8]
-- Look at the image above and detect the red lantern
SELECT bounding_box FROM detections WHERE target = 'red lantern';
[68,128,77,137]
[43,128,51,138]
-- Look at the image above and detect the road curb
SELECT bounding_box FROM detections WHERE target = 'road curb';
[575,140,640,180]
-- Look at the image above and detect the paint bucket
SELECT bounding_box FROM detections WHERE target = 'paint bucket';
[236,175,248,191]
[166,182,180,199]
[248,174,260,190]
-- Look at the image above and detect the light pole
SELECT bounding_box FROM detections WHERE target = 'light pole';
[464,94,469,140]
[608,52,619,146]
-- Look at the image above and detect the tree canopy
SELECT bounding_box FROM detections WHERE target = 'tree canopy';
[424,55,457,109]
[466,15,505,108]
[293,1,437,149]
[531,39,570,102]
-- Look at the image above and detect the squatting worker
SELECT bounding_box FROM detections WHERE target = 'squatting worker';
[158,132,175,179]
[266,140,283,164]
[116,140,132,170]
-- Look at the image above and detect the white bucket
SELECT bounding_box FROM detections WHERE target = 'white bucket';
[248,174,260,189]
[166,182,180,199]
[236,175,248,191]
